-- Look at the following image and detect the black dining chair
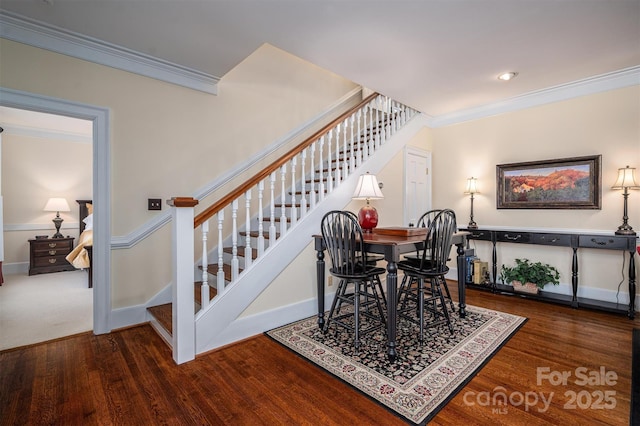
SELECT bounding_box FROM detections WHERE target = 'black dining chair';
[321,210,387,349]
[397,209,457,343]
[399,209,456,312]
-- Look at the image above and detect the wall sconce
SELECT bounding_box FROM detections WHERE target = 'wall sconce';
[352,172,384,232]
[44,197,71,238]
[464,177,479,229]
[611,165,639,235]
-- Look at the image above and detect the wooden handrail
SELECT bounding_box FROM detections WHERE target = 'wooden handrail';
[193,92,380,228]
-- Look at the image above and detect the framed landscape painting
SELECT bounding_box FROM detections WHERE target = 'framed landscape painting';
[496,155,601,209]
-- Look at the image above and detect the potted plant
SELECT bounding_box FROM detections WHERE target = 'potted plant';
[499,258,560,294]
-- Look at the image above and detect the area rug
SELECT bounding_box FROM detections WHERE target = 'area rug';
[266,304,526,425]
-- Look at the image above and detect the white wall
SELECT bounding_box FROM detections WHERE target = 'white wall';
[2,132,92,268]
[431,86,639,299]
[0,39,358,308]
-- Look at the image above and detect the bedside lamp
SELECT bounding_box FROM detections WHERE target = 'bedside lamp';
[464,177,479,229]
[611,165,639,235]
[44,197,70,238]
[352,172,384,232]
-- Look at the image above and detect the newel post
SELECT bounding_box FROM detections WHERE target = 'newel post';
[168,196,199,364]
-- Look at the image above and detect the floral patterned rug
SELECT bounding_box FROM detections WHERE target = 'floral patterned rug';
[266,304,526,425]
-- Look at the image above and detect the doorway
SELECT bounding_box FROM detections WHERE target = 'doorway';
[0,87,111,335]
[404,147,432,226]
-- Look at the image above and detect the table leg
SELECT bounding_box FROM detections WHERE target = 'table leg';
[571,247,579,308]
[629,250,636,320]
[316,249,326,330]
[456,242,467,318]
[386,260,398,362]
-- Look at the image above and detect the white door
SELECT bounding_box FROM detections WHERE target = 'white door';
[404,147,431,226]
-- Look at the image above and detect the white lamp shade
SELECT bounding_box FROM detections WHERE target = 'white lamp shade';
[464,177,479,194]
[353,173,384,200]
[44,197,71,213]
[611,166,640,190]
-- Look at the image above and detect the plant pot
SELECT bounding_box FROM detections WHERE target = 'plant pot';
[511,280,539,294]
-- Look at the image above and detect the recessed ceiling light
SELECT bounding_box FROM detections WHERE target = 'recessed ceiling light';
[498,72,518,81]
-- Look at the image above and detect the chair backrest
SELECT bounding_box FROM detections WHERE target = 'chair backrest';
[416,209,442,228]
[321,210,366,277]
[418,209,457,273]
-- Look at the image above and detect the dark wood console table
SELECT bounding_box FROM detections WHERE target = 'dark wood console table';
[462,227,637,319]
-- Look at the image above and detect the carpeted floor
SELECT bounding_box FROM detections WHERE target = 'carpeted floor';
[267,304,526,425]
[0,270,92,350]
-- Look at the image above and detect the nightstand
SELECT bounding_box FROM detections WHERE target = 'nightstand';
[29,237,75,275]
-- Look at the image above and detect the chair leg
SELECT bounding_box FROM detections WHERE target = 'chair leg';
[418,277,426,344]
[354,281,361,349]
[370,276,387,328]
[440,277,456,312]
[324,279,346,334]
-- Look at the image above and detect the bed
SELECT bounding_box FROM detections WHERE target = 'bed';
[66,199,93,288]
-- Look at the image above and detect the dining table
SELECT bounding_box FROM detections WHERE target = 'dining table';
[313,227,469,362]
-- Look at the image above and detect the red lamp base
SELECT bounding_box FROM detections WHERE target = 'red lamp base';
[358,205,379,232]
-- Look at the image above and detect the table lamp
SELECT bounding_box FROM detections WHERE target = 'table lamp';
[352,172,384,232]
[611,165,639,235]
[44,197,71,238]
[464,177,479,229]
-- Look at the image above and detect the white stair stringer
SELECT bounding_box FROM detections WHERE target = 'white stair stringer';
[195,113,429,354]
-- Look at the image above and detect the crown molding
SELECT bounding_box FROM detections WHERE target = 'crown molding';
[427,66,640,128]
[0,11,219,95]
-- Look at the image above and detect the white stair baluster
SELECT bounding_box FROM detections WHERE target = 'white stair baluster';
[368,102,374,156]
[380,96,388,146]
[319,135,326,201]
[391,100,398,134]
[300,149,308,217]
[342,118,348,176]
[257,181,265,255]
[375,100,381,149]
[334,123,341,184]
[290,157,298,226]
[349,114,355,173]
[356,109,362,167]
[231,199,239,281]
[269,172,277,247]
[217,210,225,293]
[244,190,252,269]
[200,220,209,309]
[310,141,317,209]
[280,164,288,236]
[326,129,333,192]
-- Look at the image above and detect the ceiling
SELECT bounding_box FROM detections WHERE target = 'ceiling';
[1,0,639,121]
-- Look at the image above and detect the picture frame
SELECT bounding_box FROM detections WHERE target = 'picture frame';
[496,155,601,209]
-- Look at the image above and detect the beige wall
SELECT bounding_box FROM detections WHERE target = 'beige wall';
[242,127,432,315]
[1,40,358,308]
[2,133,92,264]
[431,86,640,294]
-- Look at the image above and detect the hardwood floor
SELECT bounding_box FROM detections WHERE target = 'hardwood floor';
[1,285,637,425]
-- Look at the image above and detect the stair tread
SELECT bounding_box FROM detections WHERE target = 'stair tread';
[223,246,258,258]
[202,263,242,277]
[147,303,172,335]
[240,230,280,238]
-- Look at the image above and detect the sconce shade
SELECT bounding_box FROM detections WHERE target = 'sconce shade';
[352,173,384,232]
[464,177,479,194]
[352,173,384,200]
[44,197,71,213]
[611,166,640,190]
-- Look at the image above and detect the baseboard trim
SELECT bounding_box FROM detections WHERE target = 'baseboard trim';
[446,268,639,312]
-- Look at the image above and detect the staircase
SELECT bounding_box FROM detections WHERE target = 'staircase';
[147,93,424,363]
